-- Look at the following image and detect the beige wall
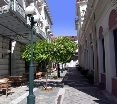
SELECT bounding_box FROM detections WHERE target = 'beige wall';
[78,0,117,95]
[96,1,117,93]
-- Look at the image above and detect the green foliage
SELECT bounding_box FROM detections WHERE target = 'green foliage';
[21,37,77,64]
[52,37,77,64]
[34,40,53,63]
[21,44,36,62]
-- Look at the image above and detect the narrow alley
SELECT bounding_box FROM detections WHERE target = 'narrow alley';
[0,0,117,104]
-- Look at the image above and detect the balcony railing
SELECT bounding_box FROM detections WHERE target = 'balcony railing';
[0,0,25,19]
[10,0,25,18]
[16,1,25,18]
[35,26,47,39]
[77,0,88,3]
[75,18,79,30]
[0,0,45,41]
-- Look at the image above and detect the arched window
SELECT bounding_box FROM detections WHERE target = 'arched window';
[109,9,117,30]
[109,9,117,76]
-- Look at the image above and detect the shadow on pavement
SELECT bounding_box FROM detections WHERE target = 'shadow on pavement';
[34,81,64,88]
[62,67,114,104]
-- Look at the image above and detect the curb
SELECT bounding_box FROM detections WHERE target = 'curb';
[10,88,38,104]
[55,88,65,104]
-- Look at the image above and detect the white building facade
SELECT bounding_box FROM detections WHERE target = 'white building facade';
[0,0,53,76]
[76,0,117,99]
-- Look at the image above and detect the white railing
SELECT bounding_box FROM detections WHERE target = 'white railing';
[35,26,47,39]
[15,1,25,18]
[10,0,25,18]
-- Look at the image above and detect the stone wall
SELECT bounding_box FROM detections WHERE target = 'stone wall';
[0,37,9,77]
[11,42,25,75]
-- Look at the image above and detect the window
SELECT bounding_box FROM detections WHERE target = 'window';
[102,38,105,73]
[113,29,117,76]
[81,10,85,17]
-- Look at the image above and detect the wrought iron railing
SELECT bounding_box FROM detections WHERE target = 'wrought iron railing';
[0,0,25,18]
[15,1,25,18]
[10,0,25,18]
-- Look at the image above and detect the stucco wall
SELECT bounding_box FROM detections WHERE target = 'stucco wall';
[96,1,117,93]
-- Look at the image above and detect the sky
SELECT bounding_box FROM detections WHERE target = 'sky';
[47,0,76,36]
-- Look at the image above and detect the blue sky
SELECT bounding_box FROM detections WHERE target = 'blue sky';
[47,0,76,36]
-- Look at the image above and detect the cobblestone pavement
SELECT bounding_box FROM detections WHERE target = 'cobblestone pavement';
[0,70,66,104]
[0,81,62,104]
[62,67,115,104]
[19,87,59,104]
[0,86,28,104]
[0,68,113,104]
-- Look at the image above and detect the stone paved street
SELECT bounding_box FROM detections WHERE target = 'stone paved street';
[0,86,28,104]
[0,68,115,104]
[62,68,115,104]
[19,87,59,104]
[0,70,65,104]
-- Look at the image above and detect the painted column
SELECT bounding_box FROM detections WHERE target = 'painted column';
[94,41,99,84]
[108,9,117,94]
[105,30,116,93]
[88,45,90,70]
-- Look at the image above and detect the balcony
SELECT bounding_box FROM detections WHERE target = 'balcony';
[45,24,50,29]
[0,0,32,43]
[0,0,9,7]
[77,0,88,3]
[47,28,51,33]
[0,0,44,43]
[37,0,43,7]
[34,26,47,39]
[0,0,26,21]
[75,18,79,30]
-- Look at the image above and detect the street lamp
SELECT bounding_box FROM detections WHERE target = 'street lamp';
[25,5,39,104]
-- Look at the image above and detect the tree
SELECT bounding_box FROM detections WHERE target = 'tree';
[34,40,54,89]
[34,40,53,63]
[21,44,36,62]
[22,40,54,89]
[21,37,77,81]
[52,37,77,77]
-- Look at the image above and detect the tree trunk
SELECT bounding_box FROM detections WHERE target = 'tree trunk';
[61,63,63,73]
[57,64,60,78]
[45,63,48,90]
[45,71,48,90]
